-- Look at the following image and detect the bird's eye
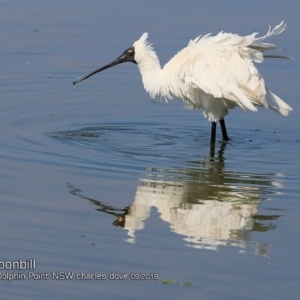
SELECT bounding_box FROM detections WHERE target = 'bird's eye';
[126,47,135,56]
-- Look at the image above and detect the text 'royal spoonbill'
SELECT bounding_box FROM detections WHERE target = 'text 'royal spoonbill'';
[73,21,292,144]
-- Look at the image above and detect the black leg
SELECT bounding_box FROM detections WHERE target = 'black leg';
[210,143,215,157]
[219,119,229,141]
[210,121,217,144]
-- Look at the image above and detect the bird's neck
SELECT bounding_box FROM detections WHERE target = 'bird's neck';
[136,51,171,99]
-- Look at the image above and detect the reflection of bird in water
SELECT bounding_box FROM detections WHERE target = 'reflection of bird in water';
[73,21,292,144]
[128,171,282,253]
[68,142,282,255]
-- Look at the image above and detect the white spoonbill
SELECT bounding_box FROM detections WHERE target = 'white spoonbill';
[73,21,292,144]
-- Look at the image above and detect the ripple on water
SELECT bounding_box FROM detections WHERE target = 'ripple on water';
[48,122,297,170]
[48,123,203,165]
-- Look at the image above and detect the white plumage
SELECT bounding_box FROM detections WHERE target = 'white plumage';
[73,21,292,143]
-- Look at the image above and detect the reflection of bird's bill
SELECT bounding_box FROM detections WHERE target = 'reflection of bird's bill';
[67,183,129,228]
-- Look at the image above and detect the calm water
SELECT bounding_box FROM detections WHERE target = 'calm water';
[0,1,299,299]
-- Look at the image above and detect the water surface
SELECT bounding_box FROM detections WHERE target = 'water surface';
[0,1,299,299]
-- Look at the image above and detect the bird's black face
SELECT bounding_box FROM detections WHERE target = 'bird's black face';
[73,47,136,86]
[119,47,136,64]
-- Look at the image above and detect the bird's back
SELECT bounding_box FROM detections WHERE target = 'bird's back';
[162,21,292,121]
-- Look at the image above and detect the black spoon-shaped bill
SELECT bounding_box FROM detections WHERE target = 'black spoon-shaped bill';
[73,47,136,86]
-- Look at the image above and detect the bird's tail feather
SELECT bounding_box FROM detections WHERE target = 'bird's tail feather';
[265,89,292,116]
[250,21,286,52]
[263,54,293,59]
